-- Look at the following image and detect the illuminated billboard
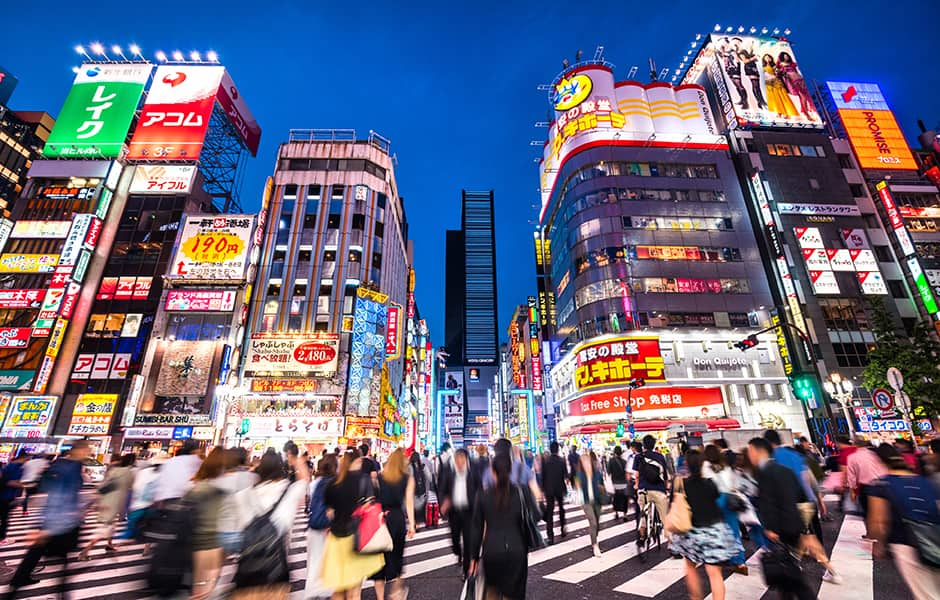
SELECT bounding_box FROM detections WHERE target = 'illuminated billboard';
[67,393,118,436]
[129,165,197,194]
[168,215,254,281]
[165,289,236,312]
[217,69,261,156]
[0,254,58,273]
[539,64,725,221]
[43,64,151,158]
[826,82,917,171]
[243,333,340,376]
[572,336,665,392]
[127,65,225,160]
[683,35,822,130]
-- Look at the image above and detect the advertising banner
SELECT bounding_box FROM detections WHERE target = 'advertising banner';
[385,303,402,360]
[216,69,261,156]
[827,249,855,271]
[154,341,215,396]
[857,271,889,295]
[0,328,31,349]
[573,336,665,391]
[567,386,725,419]
[242,416,344,438]
[11,221,71,239]
[244,333,340,376]
[124,427,174,439]
[793,227,824,249]
[809,271,840,294]
[826,82,917,171]
[345,416,380,439]
[129,165,197,194]
[59,214,95,267]
[43,63,151,158]
[248,378,320,393]
[877,181,916,257]
[0,290,44,309]
[67,393,118,436]
[0,371,33,391]
[442,390,464,431]
[169,215,254,281]
[908,258,939,315]
[0,395,57,438]
[165,289,237,312]
[0,254,58,273]
[127,65,224,160]
[777,203,860,217]
[133,413,212,426]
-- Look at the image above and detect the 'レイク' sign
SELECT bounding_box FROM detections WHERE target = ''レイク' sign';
[573,336,665,391]
[567,386,724,419]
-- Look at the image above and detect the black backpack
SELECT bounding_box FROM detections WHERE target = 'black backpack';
[235,485,292,589]
[413,464,427,497]
[144,498,197,596]
[637,453,665,485]
[608,456,627,481]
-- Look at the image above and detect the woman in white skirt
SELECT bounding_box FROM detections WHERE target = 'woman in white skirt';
[306,454,338,598]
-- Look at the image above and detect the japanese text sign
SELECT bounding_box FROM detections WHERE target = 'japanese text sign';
[243,333,340,376]
[1,395,57,438]
[67,393,117,436]
[169,215,254,281]
[573,336,665,391]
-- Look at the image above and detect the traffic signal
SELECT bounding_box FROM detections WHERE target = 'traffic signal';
[733,335,759,351]
[617,420,625,437]
[628,377,646,389]
[791,374,815,401]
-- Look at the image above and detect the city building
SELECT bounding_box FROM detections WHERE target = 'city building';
[0,66,54,214]
[503,299,551,449]
[536,54,801,450]
[682,35,916,442]
[240,129,412,454]
[440,190,500,448]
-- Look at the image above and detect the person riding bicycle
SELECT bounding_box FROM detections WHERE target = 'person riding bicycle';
[635,435,671,547]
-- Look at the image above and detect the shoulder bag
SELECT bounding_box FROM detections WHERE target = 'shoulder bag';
[886,475,940,568]
[760,542,803,588]
[352,474,393,554]
[664,477,692,534]
[517,485,546,551]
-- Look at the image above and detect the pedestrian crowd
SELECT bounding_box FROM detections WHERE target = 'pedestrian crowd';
[0,432,935,600]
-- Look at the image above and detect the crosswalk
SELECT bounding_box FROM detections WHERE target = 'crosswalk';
[0,493,890,599]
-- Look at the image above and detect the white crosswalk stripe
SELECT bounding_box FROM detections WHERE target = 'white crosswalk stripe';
[0,495,882,600]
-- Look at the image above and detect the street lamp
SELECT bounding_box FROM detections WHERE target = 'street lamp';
[823,373,856,437]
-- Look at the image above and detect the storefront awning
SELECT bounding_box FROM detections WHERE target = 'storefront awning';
[566,418,741,436]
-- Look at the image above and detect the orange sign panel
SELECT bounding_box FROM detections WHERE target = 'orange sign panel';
[840,109,917,171]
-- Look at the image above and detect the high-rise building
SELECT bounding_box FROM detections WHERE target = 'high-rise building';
[441,190,499,447]
[0,66,54,216]
[538,55,801,448]
[243,129,412,452]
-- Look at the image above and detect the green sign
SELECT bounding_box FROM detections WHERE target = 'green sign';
[43,64,151,158]
[908,258,939,315]
[0,370,34,391]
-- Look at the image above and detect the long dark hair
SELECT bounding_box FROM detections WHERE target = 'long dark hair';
[492,453,512,510]
[685,449,704,479]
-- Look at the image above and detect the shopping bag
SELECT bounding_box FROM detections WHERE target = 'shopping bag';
[352,499,393,554]
[460,574,484,600]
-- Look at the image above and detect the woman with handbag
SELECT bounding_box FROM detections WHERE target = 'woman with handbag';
[305,454,337,599]
[78,453,135,561]
[467,453,529,600]
[868,443,940,600]
[368,448,416,600]
[576,453,606,557]
[668,450,742,600]
[702,445,746,570]
[321,448,385,600]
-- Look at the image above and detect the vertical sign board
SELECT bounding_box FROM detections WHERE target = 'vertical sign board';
[43,64,150,158]
[126,65,225,160]
[385,303,402,360]
[877,181,916,257]
[215,69,261,156]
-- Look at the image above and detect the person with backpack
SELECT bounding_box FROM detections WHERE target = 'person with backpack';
[305,453,337,599]
[184,448,227,600]
[635,435,670,545]
[368,448,416,600]
[608,446,630,521]
[230,448,309,600]
[408,450,430,525]
[868,443,940,600]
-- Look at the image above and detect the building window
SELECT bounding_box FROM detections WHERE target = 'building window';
[374,222,384,238]
[818,298,869,331]
[873,245,892,262]
[850,184,865,197]
[348,249,362,262]
[377,193,387,209]
[331,185,344,200]
[327,214,341,228]
[838,155,853,169]
[887,280,906,299]
[372,252,382,269]
[284,184,298,199]
[352,214,365,230]
[832,342,870,368]
[288,315,303,332]
[266,283,281,297]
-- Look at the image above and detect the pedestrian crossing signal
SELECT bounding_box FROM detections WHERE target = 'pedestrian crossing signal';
[733,335,759,351]
[617,420,625,437]
[791,374,815,401]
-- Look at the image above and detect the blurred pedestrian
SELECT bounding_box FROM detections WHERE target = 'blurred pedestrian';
[305,454,337,599]
[153,439,202,503]
[0,451,27,546]
[636,435,670,546]
[867,443,940,600]
[369,448,416,600]
[440,448,482,577]
[79,453,135,561]
[669,449,743,600]
[407,451,430,526]
[471,444,490,482]
[846,437,888,538]
[19,453,49,516]
[468,453,529,600]
[185,447,228,600]
[608,446,629,521]
[320,449,384,599]
[894,438,922,474]
[702,444,746,569]
[540,441,568,544]
[119,454,163,543]
[576,452,605,557]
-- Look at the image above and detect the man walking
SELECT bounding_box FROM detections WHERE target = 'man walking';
[0,452,27,545]
[540,441,568,544]
[439,448,481,577]
[608,446,630,521]
[846,437,888,536]
[635,435,670,546]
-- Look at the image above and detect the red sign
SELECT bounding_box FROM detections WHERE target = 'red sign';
[0,290,45,309]
[567,387,724,418]
[0,327,31,348]
[83,217,103,250]
[385,303,401,358]
[531,355,543,392]
[574,336,666,391]
[58,283,81,319]
[126,66,225,160]
[97,277,118,300]
[293,342,337,366]
[216,69,261,156]
[132,277,152,300]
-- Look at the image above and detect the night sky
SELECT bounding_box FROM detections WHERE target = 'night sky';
[4,0,938,348]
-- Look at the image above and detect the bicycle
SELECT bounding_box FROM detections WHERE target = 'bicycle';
[635,489,663,561]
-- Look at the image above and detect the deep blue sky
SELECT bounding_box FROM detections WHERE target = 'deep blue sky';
[5,0,939,348]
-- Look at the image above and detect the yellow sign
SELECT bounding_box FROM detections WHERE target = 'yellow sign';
[0,254,58,273]
[68,393,118,436]
[45,318,69,360]
[181,233,244,264]
[553,74,592,111]
[356,287,389,304]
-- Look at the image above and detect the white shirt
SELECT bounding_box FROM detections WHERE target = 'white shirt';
[232,479,308,536]
[453,469,469,510]
[21,458,49,484]
[129,465,160,511]
[153,454,202,502]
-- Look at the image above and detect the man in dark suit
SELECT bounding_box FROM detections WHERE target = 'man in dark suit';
[439,448,481,577]
[541,441,569,544]
[747,437,814,600]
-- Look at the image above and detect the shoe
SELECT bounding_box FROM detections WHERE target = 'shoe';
[0,538,14,546]
[593,544,602,557]
[561,527,568,538]
[861,534,876,542]
[732,564,749,575]
[823,570,843,585]
[547,537,555,545]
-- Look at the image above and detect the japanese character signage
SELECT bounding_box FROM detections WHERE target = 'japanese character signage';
[0,290,44,309]
[0,328,31,349]
[566,387,724,419]
[59,214,95,267]
[826,82,917,171]
[43,63,151,158]
[165,289,236,312]
[242,416,345,438]
[169,215,254,282]
[10,221,71,239]
[573,336,666,392]
[0,395,57,438]
[129,165,197,194]
[72,353,131,380]
[127,65,224,160]
[777,203,861,217]
[877,181,916,257]
[133,413,212,426]
[771,312,793,376]
[345,416,380,439]
[216,69,261,156]
[248,378,319,393]
[385,303,402,360]
[0,254,58,273]
[154,341,215,396]
[244,333,340,376]
[124,427,174,439]
[67,393,117,436]
[0,371,34,391]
